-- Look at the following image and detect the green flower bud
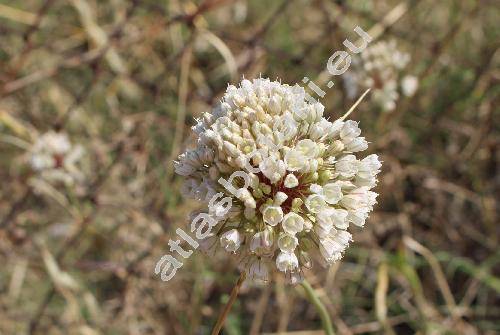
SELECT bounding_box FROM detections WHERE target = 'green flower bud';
[260,183,272,195]
[291,198,303,211]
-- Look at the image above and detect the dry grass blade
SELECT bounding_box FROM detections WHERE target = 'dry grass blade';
[375,262,395,335]
[340,88,370,121]
[200,30,238,81]
[165,46,193,182]
[403,236,458,316]
[0,4,36,25]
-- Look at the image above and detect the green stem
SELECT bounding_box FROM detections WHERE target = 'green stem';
[301,279,335,335]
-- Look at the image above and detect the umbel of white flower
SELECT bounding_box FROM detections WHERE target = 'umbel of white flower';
[344,40,418,112]
[174,78,381,284]
[29,131,84,185]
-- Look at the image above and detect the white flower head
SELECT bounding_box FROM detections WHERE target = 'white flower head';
[349,40,415,112]
[174,78,381,284]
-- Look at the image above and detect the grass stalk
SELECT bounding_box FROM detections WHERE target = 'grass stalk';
[301,279,335,335]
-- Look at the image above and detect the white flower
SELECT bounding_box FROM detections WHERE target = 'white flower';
[296,139,319,158]
[220,229,242,252]
[401,75,418,96]
[320,230,352,264]
[322,182,343,204]
[250,228,274,254]
[282,212,304,235]
[314,220,332,239]
[29,131,84,185]
[274,112,298,140]
[284,149,306,171]
[248,258,270,283]
[309,118,332,141]
[239,189,257,208]
[259,156,286,184]
[305,194,327,213]
[349,40,415,112]
[347,207,370,227]
[276,252,299,272]
[284,174,299,188]
[331,208,349,229]
[345,137,368,152]
[355,154,381,187]
[340,120,361,142]
[262,205,284,226]
[44,132,71,154]
[278,232,299,252]
[330,120,345,138]
[335,155,358,179]
[340,187,378,210]
[309,183,323,194]
[274,192,288,206]
[315,207,348,237]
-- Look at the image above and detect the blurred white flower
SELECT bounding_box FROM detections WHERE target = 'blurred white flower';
[345,40,418,112]
[401,75,419,97]
[29,131,84,185]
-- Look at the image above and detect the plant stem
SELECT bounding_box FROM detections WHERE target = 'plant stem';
[301,279,335,335]
[210,271,247,335]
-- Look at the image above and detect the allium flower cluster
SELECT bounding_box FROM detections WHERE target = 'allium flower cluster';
[29,131,84,185]
[344,40,418,112]
[175,78,381,284]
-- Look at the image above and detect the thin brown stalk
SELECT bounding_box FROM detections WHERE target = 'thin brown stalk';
[211,272,247,335]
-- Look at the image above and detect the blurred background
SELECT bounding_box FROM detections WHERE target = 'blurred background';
[0,0,498,334]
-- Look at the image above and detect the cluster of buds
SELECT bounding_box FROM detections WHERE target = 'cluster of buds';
[29,131,84,185]
[174,78,381,284]
[344,40,418,111]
